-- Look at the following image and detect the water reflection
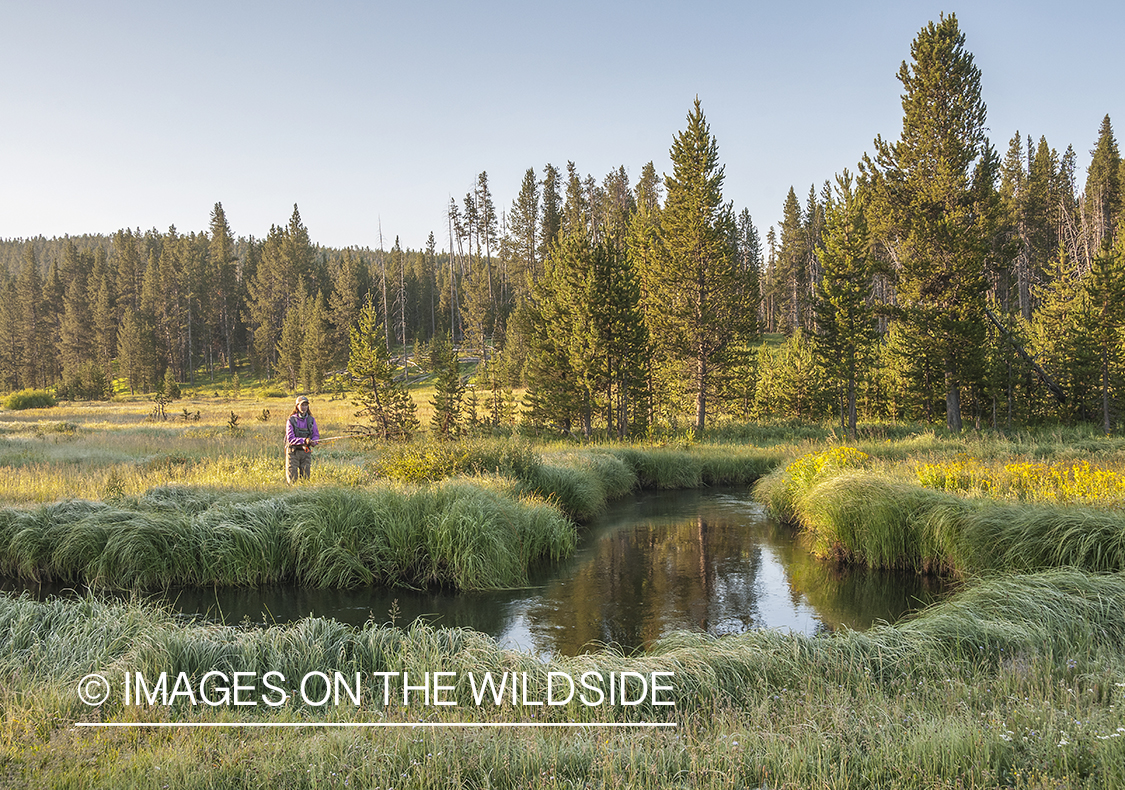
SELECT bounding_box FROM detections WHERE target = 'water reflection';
[497,489,946,653]
[1,488,948,655]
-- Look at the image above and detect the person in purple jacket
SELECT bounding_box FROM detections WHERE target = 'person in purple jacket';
[286,395,320,483]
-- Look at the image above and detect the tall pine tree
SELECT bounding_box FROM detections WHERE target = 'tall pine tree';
[648,98,752,435]
[864,14,999,432]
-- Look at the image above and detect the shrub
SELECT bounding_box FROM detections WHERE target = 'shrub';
[377,438,543,484]
[3,389,56,410]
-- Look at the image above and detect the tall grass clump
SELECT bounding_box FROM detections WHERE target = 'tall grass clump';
[376,440,638,520]
[522,449,637,519]
[600,445,780,490]
[423,480,576,588]
[375,438,543,483]
[797,472,965,572]
[607,446,705,488]
[953,502,1125,574]
[891,568,1125,659]
[761,449,1125,576]
[0,484,576,591]
[753,446,870,522]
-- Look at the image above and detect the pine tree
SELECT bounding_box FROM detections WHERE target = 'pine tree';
[116,306,151,394]
[328,250,367,364]
[539,164,562,265]
[524,231,595,435]
[506,167,540,294]
[429,334,464,438]
[58,271,93,379]
[423,233,439,340]
[762,227,780,332]
[40,257,64,385]
[736,209,763,321]
[648,98,752,435]
[208,202,239,375]
[776,188,805,333]
[0,277,19,391]
[247,206,314,376]
[562,162,589,238]
[475,172,499,338]
[91,251,116,377]
[752,330,833,421]
[137,249,164,386]
[16,245,47,389]
[113,229,142,317]
[300,290,331,394]
[521,249,582,434]
[1029,243,1086,422]
[812,173,879,440]
[276,282,306,391]
[162,366,181,400]
[628,162,664,427]
[598,233,649,437]
[348,294,418,441]
[1082,236,1125,433]
[864,14,998,432]
[1082,115,1121,262]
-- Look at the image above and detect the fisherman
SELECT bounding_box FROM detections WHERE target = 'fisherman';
[286,395,320,483]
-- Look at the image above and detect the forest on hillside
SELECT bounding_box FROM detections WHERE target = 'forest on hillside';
[1,15,1122,438]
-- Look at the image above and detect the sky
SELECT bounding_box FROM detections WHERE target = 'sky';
[1,1,1121,252]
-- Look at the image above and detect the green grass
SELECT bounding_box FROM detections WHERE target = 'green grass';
[0,484,576,591]
[3,569,1125,788]
[757,448,1125,577]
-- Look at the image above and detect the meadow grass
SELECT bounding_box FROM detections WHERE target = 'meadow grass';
[757,445,1125,577]
[3,569,1125,788]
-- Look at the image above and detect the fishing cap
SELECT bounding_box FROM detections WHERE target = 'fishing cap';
[295,395,309,407]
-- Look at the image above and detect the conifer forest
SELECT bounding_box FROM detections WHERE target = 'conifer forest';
[1,15,1122,440]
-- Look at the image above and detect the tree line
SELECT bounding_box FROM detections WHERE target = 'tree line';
[1,14,1123,437]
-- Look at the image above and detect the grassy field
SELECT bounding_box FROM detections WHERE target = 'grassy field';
[4,387,1125,787]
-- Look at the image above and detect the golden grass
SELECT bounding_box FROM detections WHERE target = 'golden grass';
[0,393,374,503]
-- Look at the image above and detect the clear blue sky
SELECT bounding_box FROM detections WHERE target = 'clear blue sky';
[1,1,1121,252]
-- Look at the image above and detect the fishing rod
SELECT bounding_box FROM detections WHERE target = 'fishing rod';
[290,436,351,451]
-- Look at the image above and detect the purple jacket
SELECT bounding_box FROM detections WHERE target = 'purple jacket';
[287,413,320,447]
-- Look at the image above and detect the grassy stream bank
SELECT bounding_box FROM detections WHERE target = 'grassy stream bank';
[3,570,1125,787]
[755,446,1125,577]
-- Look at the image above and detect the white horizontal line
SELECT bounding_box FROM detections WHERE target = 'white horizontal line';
[76,721,676,729]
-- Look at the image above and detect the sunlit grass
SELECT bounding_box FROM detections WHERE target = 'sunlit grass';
[758,445,1125,576]
[0,394,376,502]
